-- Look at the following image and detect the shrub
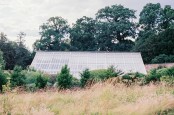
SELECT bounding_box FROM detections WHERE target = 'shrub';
[151,54,174,63]
[24,70,49,89]
[11,66,26,87]
[35,73,48,89]
[160,76,174,86]
[80,69,91,87]
[121,72,145,85]
[90,69,109,81]
[0,70,7,91]
[145,66,174,83]
[57,65,73,89]
[90,66,123,82]
[145,69,161,83]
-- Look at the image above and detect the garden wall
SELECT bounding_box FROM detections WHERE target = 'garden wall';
[145,63,174,71]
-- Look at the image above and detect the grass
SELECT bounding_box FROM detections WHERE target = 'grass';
[0,83,174,115]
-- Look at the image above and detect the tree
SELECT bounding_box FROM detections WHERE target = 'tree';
[95,4,136,51]
[0,32,33,69]
[134,3,174,63]
[0,33,17,69]
[0,50,5,69]
[35,73,48,89]
[80,69,91,87]
[57,65,72,89]
[17,32,26,47]
[34,16,70,51]
[0,32,7,43]
[139,3,163,31]
[11,66,26,87]
[151,54,174,64]
[15,32,33,68]
[14,46,33,68]
[161,5,174,29]
[70,16,97,51]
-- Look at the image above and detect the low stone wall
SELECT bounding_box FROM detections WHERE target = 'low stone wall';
[145,63,174,71]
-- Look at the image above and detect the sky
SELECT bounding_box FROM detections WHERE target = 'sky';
[0,0,173,50]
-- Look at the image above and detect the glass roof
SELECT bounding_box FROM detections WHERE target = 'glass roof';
[31,51,147,78]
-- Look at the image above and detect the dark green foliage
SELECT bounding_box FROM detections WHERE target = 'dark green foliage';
[34,16,70,51]
[145,69,161,83]
[11,66,26,87]
[0,50,5,70]
[151,54,174,64]
[139,3,162,30]
[70,16,97,51]
[95,4,136,51]
[134,3,174,63]
[35,74,48,89]
[57,65,73,89]
[0,32,33,70]
[80,69,91,87]
[0,70,7,91]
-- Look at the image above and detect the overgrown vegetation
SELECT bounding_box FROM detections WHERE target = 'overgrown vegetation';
[1,64,174,92]
[1,83,174,115]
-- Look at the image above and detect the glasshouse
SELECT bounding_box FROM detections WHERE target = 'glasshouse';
[31,51,147,77]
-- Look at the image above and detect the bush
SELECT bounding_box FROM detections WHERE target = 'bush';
[24,70,49,89]
[11,66,26,87]
[35,73,48,89]
[80,69,91,87]
[0,70,7,91]
[57,65,73,89]
[90,66,123,82]
[121,72,145,85]
[145,69,161,83]
[151,54,174,64]
[145,66,174,83]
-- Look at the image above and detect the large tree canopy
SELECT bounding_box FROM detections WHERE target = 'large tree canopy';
[139,3,163,31]
[34,16,70,51]
[95,4,136,51]
[31,3,174,64]
[134,3,174,63]
[0,32,32,69]
[70,16,96,51]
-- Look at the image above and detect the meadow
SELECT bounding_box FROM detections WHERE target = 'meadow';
[1,83,174,115]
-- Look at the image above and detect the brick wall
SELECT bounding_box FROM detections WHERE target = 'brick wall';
[145,63,174,71]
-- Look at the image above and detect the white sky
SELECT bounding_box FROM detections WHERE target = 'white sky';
[0,0,173,50]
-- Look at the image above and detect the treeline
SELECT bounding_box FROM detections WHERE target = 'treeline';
[33,3,174,64]
[0,32,33,70]
[0,3,174,70]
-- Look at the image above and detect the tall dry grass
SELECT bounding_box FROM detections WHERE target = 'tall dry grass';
[0,83,174,115]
